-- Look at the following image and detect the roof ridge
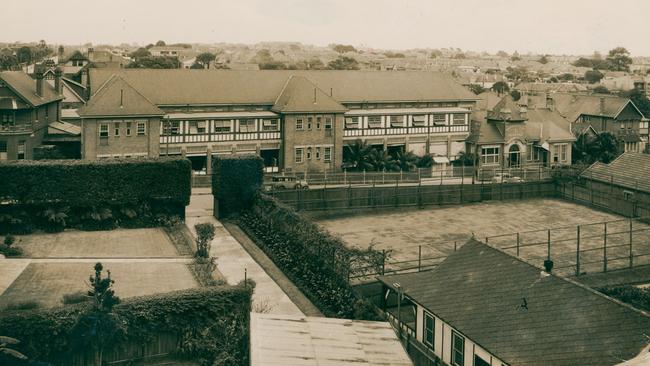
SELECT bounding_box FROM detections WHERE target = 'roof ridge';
[272,75,294,109]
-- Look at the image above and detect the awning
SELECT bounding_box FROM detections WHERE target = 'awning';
[433,156,450,164]
[48,121,81,135]
[540,141,550,151]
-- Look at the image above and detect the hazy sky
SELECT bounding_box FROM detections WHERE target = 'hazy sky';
[3,0,649,56]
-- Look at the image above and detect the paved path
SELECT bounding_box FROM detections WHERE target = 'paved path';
[0,259,30,296]
[186,192,303,316]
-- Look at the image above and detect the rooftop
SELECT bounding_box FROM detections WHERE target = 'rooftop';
[0,71,63,107]
[78,75,164,118]
[379,240,650,366]
[581,153,650,193]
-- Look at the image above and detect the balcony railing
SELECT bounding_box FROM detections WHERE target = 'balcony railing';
[0,124,33,134]
[343,124,468,137]
[160,131,281,144]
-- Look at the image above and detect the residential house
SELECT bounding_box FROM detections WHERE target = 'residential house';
[0,66,80,160]
[379,239,650,366]
[79,69,477,172]
[467,95,575,170]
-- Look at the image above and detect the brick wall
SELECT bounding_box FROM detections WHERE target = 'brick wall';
[281,113,344,172]
[82,117,160,159]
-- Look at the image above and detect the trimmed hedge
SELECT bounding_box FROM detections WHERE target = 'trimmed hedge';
[0,285,251,366]
[212,155,264,218]
[238,194,383,319]
[0,157,191,206]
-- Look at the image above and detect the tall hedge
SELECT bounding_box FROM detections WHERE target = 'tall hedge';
[238,194,383,319]
[212,155,264,218]
[0,285,251,366]
[0,158,191,206]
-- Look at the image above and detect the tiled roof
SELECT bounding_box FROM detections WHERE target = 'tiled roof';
[78,75,164,118]
[524,109,575,142]
[487,95,527,121]
[581,153,650,193]
[0,71,63,107]
[272,75,347,113]
[88,69,478,106]
[379,240,650,366]
[551,93,639,122]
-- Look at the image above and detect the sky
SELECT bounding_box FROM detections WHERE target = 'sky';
[3,0,650,56]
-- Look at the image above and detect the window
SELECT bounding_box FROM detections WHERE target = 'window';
[481,146,500,165]
[0,113,14,129]
[324,117,332,130]
[44,107,49,121]
[99,123,109,138]
[239,119,256,132]
[453,114,466,125]
[527,143,533,161]
[324,147,332,162]
[188,121,206,134]
[137,121,146,136]
[262,119,279,131]
[163,121,180,135]
[560,144,567,162]
[126,122,132,136]
[423,312,435,348]
[214,120,231,133]
[641,121,649,129]
[17,141,25,160]
[295,148,304,163]
[307,147,312,160]
[0,140,7,160]
[316,147,321,160]
[412,115,426,127]
[296,118,304,130]
[451,332,464,366]
[432,114,446,126]
[368,116,382,128]
[345,116,359,129]
[316,116,322,130]
[307,117,313,130]
[390,115,404,127]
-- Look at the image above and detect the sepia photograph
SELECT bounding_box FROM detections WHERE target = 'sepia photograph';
[0,0,649,365]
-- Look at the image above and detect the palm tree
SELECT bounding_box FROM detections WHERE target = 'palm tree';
[344,139,374,171]
[0,336,27,361]
[394,150,419,171]
[368,149,399,172]
[454,151,476,166]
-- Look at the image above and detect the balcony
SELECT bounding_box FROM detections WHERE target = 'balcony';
[0,124,33,135]
[343,124,468,137]
[160,131,281,144]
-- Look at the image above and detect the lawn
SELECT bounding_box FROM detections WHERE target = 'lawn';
[316,199,650,276]
[15,228,180,258]
[0,261,197,309]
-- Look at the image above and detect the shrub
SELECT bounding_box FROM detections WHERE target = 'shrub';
[212,155,264,218]
[61,291,91,305]
[0,286,252,366]
[4,300,41,311]
[0,245,23,257]
[238,194,383,319]
[599,286,650,312]
[4,234,15,246]
[195,223,216,258]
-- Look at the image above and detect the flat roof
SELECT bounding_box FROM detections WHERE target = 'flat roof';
[250,313,413,366]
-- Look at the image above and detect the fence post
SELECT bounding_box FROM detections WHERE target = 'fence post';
[348,183,352,208]
[440,168,443,185]
[382,169,385,184]
[395,178,399,207]
[629,218,634,269]
[547,229,551,261]
[603,221,607,272]
[454,241,457,251]
[516,232,520,257]
[381,249,386,275]
[417,180,423,208]
[322,182,327,210]
[363,170,366,185]
[400,169,403,182]
[485,236,489,244]
[372,179,376,208]
[576,225,581,276]
[344,169,347,185]
[418,245,422,271]
[297,187,302,211]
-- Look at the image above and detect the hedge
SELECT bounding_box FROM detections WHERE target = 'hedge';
[0,158,192,234]
[212,155,264,218]
[0,285,252,366]
[238,194,383,319]
[0,157,191,207]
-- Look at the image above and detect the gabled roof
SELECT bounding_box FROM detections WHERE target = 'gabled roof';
[379,240,650,366]
[524,109,575,142]
[88,69,478,106]
[551,93,641,122]
[487,95,528,121]
[77,75,164,118]
[581,153,650,193]
[272,75,347,113]
[0,71,63,107]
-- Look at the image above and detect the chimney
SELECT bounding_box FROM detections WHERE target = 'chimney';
[54,67,63,95]
[87,47,94,62]
[120,89,124,108]
[546,93,554,111]
[313,88,317,104]
[599,96,605,115]
[35,64,44,97]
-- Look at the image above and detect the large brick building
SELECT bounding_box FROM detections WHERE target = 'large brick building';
[72,69,477,173]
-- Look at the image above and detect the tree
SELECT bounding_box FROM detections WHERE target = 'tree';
[368,149,398,172]
[0,336,27,361]
[126,56,180,69]
[538,55,549,64]
[16,46,32,64]
[558,73,575,82]
[155,40,166,47]
[196,52,216,69]
[510,90,522,101]
[505,66,531,82]
[453,151,476,166]
[72,263,124,366]
[491,81,510,94]
[57,45,65,56]
[394,150,418,171]
[327,56,359,70]
[606,47,632,72]
[584,69,604,84]
[129,47,151,60]
[468,84,486,95]
[384,51,405,58]
[0,53,18,71]
[195,223,215,258]
[620,89,650,117]
[573,132,621,164]
[430,50,442,58]
[593,85,610,94]
[496,50,509,57]
[343,140,374,171]
[331,44,357,54]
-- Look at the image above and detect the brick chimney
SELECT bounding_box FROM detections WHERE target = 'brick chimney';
[545,93,555,111]
[54,67,63,95]
[35,64,45,97]
[599,96,605,115]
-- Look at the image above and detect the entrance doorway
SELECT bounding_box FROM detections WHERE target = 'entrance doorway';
[509,144,520,167]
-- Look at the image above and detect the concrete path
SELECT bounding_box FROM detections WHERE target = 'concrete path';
[186,191,303,316]
[0,259,30,296]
